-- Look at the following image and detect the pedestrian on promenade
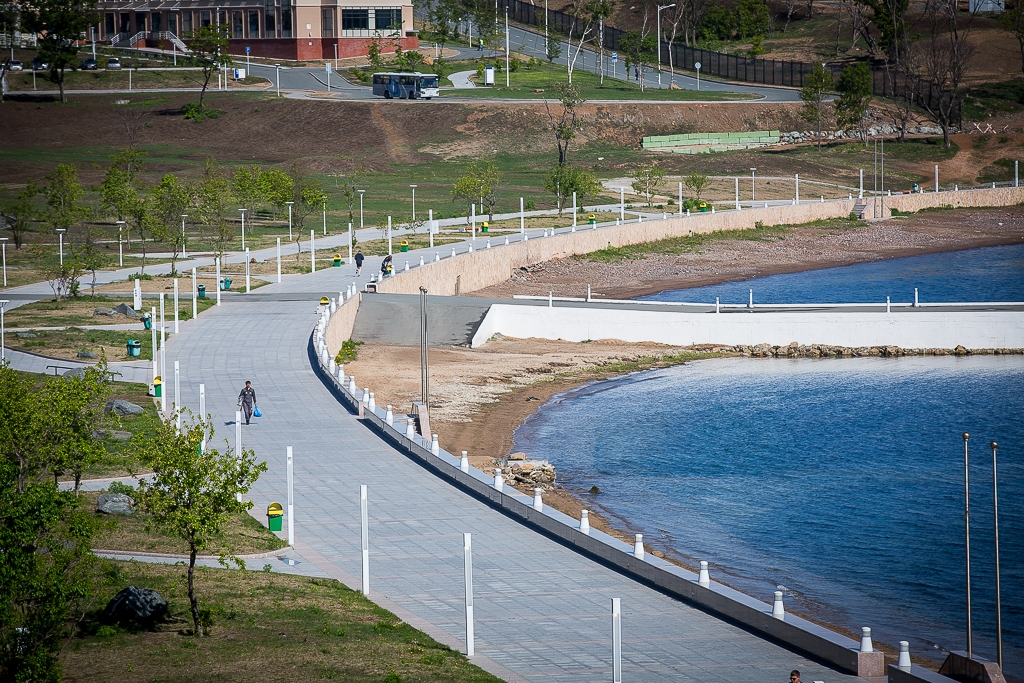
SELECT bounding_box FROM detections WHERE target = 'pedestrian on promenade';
[789,671,801,683]
[354,250,364,275]
[237,380,257,426]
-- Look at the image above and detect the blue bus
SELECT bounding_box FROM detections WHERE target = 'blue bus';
[371,72,440,100]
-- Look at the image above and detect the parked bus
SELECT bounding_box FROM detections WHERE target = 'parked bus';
[371,72,439,100]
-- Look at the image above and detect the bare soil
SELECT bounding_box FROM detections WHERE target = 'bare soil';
[473,207,1024,299]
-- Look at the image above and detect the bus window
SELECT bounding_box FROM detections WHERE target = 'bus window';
[420,76,438,88]
[399,75,415,85]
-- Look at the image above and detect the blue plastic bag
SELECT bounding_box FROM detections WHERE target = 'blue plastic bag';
[253,405,262,418]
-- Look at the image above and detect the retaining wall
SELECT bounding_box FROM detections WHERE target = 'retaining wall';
[325,292,360,355]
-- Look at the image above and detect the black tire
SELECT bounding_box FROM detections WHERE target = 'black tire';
[384,91,393,99]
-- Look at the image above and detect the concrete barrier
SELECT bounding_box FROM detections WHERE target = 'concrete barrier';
[325,292,360,355]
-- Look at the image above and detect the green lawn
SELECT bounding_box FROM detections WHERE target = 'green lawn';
[6,68,270,92]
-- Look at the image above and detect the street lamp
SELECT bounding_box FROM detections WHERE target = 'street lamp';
[357,189,365,229]
[239,208,247,250]
[56,229,66,265]
[0,299,7,361]
[504,5,510,87]
[656,4,675,87]
[750,168,756,201]
[275,64,281,97]
[286,201,294,240]
[963,432,973,660]
[991,441,1003,671]
[410,184,418,221]
[181,214,188,259]
[116,221,125,267]
[0,237,7,287]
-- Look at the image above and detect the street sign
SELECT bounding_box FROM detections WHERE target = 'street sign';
[246,46,250,53]
[611,51,618,62]
[694,61,701,69]
[326,62,332,73]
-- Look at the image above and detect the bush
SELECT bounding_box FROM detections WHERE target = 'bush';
[107,481,135,496]
[128,273,153,281]
[181,103,222,122]
[525,200,536,210]
[334,339,363,364]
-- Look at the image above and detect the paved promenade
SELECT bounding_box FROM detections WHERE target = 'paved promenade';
[165,262,862,683]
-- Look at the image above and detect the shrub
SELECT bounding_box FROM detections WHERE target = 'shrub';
[334,339,363,364]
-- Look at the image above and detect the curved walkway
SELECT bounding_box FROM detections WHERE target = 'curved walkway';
[165,249,862,682]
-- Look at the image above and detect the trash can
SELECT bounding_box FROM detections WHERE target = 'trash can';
[197,284,206,298]
[333,253,342,267]
[484,66,495,85]
[153,377,162,398]
[220,277,232,291]
[588,213,596,225]
[142,313,152,330]
[699,202,708,213]
[267,502,284,532]
[481,222,488,233]
[400,240,409,252]
[126,340,141,357]
[912,183,920,193]
[320,296,330,306]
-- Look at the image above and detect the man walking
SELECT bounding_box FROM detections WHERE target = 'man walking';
[354,250,364,275]
[238,380,257,425]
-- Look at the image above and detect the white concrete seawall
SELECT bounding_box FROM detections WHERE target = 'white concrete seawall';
[471,304,1024,350]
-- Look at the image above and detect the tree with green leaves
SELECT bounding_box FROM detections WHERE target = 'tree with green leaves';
[451,161,501,222]
[544,82,584,165]
[186,25,233,109]
[546,33,562,62]
[288,165,325,242]
[99,147,148,251]
[43,163,88,237]
[232,166,264,231]
[1,183,38,249]
[460,0,500,50]
[260,168,293,221]
[151,173,195,275]
[630,162,665,206]
[683,172,710,200]
[735,0,770,39]
[999,0,1024,77]
[21,0,99,104]
[834,62,872,143]
[800,63,834,150]
[197,158,233,256]
[544,165,600,214]
[619,30,656,91]
[426,0,464,55]
[133,414,267,637]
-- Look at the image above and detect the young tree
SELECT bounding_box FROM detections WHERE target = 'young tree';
[999,0,1024,76]
[37,362,111,491]
[21,0,100,104]
[260,168,293,221]
[43,163,88,237]
[151,174,194,275]
[564,0,600,84]
[800,63,834,150]
[619,30,656,91]
[917,0,976,147]
[546,33,562,62]
[197,158,233,256]
[1,183,39,249]
[591,0,614,84]
[232,166,264,231]
[427,0,465,54]
[630,162,665,206]
[133,414,267,637]
[186,25,233,109]
[683,171,710,200]
[288,165,325,240]
[451,161,501,222]
[735,0,770,39]
[834,62,872,143]
[544,165,600,214]
[99,147,148,250]
[544,82,585,165]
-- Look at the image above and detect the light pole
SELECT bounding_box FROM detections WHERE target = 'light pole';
[504,5,510,87]
[275,64,281,96]
[286,201,294,240]
[181,214,188,259]
[419,286,429,411]
[656,4,675,87]
[750,168,756,201]
[410,184,417,221]
[0,299,6,361]
[56,229,66,265]
[358,189,365,229]
[991,441,1003,670]
[0,238,7,287]
[116,221,125,267]
[963,432,973,660]
[239,208,246,250]
[323,199,327,236]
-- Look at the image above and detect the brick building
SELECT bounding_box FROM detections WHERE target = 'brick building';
[96,0,417,61]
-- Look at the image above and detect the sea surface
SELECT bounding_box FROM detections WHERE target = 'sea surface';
[514,246,1024,672]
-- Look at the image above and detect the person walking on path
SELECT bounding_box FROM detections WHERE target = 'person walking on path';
[354,250,364,275]
[237,381,257,425]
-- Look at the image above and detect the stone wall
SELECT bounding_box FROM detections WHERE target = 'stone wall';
[325,291,359,355]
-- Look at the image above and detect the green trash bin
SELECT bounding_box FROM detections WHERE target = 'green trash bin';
[153,377,162,398]
[481,222,489,233]
[267,502,284,532]
[220,277,232,291]
[400,241,409,252]
[126,339,141,357]
[588,213,596,225]
[333,253,342,267]
[197,284,206,298]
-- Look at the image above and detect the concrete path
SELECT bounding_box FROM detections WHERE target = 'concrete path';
[160,251,862,682]
[448,70,477,88]
[3,347,152,383]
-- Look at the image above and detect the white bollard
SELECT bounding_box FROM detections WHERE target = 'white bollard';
[461,450,470,473]
[464,533,475,657]
[173,279,179,334]
[451,247,457,258]
[419,255,424,267]
[579,510,590,535]
[898,641,911,669]
[385,405,393,425]
[338,363,345,381]
[504,236,509,245]
[330,298,337,313]
[435,252,440,262]
[686,208,690,217]
[715,297,720,314]
[711,206,715,214]
[486,240,491,249]
[821,195,824,202]
[468,243,473,253]
[361,388,369,405]
[914,288,919,307]
[633,534,644,560]
[749,288,754,309]
[329,358,337,375]
[198,384,206,451]
[772,591,785,619]
[367,392,376,412]
[493,468,504,492]
[612,598,622,683]
[348,377,357,393]
[886,296,891,313]
[286,446,294,546]
[860,627,873,653]
[523,231,528,241]
[548,291,553,308]
[698,561,710,587]
[360,484,369,595]
[587,285,591,302]
[533,488,543,511]
[406,419,416,439]
[431,434,439,455]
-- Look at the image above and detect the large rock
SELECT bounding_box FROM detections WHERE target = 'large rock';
[114,303,140,318]
[93,307,117,317]
[105,399,143,416]
[101,586,167,627]
[15,332,37,339]
[97,493,134,515]
[78,350,98,359]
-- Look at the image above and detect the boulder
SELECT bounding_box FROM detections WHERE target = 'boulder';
[93,307,117,317]
[101,586,167,627]
[105,399,144,417]
[15,332,37,339]
[97,492,134,515]
[63,368,87,379]
[507,452,527,461]
[114,303,140,318]
[78,350,98,359]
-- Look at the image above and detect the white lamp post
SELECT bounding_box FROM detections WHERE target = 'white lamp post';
[286,201,294,241]
[55,229,66,265]
[116,221,125,267]
[750,168,756,201]
[656,4,675,87]
[323,199,327,236]
[275,64,281,96]
[410,184,417,220]
[0,299,6,361]
[239,208,246,250]
[0,238,8,287]
[357,189,365,229]
[181,214,188,258]
[504,4,510,87]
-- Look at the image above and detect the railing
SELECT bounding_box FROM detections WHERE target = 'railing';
[112,31,148,48]
[157,31,189,52]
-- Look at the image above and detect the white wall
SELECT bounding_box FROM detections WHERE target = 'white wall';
[472,304,1024,349]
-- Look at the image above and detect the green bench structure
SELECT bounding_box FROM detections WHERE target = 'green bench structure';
[642,130,782,154]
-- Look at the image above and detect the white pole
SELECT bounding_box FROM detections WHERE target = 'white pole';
[199,383,206,452]
[387,216,392,255]
[520,197,525,233]
[240,209,245,250]
[288,203,293,240]
[505,5,510,87]
[286,446,294,546]
[935,164,939,192]
[2,240,7,286]
[619,187,625,221]
[173,278,179,334]
[347,223,353,262]
[191,267,197,320]
[735,178,740,210]
[150,307,157,394]
[464,532,475,657]
[276,238,282,283]
[572,191,577,227]
[245,247,251,292]
[310,230,316,273]
[159,332,167,414]
[0,304,5,361]
[323,201,327,236]
[612,598,622,683]
[174,361,180,431]
[859,168,864,198]
[678,182,683,215]
[360,484,370,595]
[795,174,799,204]
[471,204,476,238]
[216,257,222,306]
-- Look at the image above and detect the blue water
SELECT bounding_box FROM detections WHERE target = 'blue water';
[641,243,1024,304]
[515,247,1024,672]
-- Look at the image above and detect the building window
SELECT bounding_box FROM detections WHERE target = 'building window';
[232,11,242,38]
[105,12,115,34]
[119,13,129,32]
[265,11,275,37]
[249,10,259,37]
[321,7,334,37]
[342,8,369,30]
[168,13,177,34]
[374,8,400,31]
[281,9,292,37]
[182,11,193,33]
[152,12,162,31]
[201,10,211,27]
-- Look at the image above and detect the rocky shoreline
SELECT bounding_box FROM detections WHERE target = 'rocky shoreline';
[708,343,1024,358]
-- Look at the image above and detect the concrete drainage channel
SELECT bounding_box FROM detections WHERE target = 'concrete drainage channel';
[307,306,964,682]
